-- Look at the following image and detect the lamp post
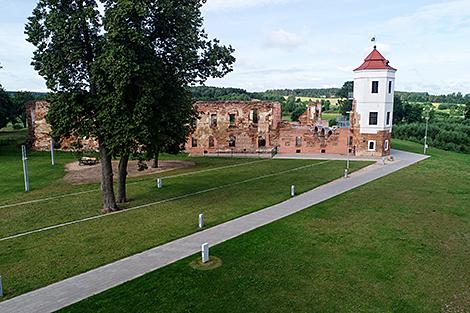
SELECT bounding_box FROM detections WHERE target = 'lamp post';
[423,108,430,155]
[424,115,430,155]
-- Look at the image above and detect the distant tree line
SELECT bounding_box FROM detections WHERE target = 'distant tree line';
[0,80,46,129]
[396,91,470,104]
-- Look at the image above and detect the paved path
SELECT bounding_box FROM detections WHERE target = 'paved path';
[0,150,428,313]
[274,152,384,161]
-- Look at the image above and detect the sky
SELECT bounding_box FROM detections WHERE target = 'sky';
[1,0,470,95]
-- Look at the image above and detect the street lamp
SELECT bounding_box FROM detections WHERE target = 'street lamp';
[423,108,430,155]
[424,115,430,155]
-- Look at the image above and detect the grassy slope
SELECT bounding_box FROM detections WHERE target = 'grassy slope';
[62,140,470,313]
[0,129,369,300]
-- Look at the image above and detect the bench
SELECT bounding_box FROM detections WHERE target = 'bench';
[79,157,98,166]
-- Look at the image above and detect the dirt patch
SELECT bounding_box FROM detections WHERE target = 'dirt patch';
[64,160,195,185]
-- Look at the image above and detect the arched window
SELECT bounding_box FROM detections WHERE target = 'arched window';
[209,136,215,148]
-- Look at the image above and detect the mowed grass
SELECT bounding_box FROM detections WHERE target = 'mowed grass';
[0,129,370,300]
[62,140,470,313]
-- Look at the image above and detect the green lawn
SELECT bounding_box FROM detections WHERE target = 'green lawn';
[322,112,341,122]
[62,140,470,313]
[0,129,370,300]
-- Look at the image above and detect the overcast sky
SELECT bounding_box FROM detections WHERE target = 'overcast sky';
[1,0,470,94]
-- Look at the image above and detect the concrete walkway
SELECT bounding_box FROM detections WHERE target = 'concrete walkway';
[0,150,429,313]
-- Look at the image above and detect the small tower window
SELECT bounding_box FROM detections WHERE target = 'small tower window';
[372,81,379,94]
[369,112,378,125]
[368,140,376,151]
[388,81,393,94]
[386,112,391,125]
[384,140,389,151]
[208,136,215,148]
[229,114,236,127]
[258,136,266,148]
[295,137,302,147]
[191,137,198,148]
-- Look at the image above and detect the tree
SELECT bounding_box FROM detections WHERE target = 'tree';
[145,82,195,169]
[0,85,12,129]
[98,0,235,203]
[336,81,353,99]
[93,0,162,204]
[0,64,13,129]
[140,0,235,171]
[393,95,405,124]
[26,0,121,212]
[291,105,306,122]
[465,103,470,120]
[337,81,353,115]
[11,91,36,127]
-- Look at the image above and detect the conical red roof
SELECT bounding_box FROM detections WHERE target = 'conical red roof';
[354,47,396,71]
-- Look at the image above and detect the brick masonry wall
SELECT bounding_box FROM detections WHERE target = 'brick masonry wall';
[26,101,99,152]
[350,101,392,157]
[278,124,349,155]
[186,101,282,154]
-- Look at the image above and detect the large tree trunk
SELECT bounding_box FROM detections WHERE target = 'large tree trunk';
[151,148,160,169]
[99,143,119,213]
[117,154,129,204]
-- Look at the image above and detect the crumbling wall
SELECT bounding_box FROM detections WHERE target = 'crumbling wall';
[278,124,349,155]
[26,101,99,152]
[186,101,282,154]
[298,101,323,126]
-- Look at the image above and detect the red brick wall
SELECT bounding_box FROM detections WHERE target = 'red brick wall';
[186,101,282,154]
[278,125,349,155]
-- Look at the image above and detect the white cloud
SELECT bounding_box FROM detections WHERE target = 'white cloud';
[385,0,470,33]
[263,29,303,51]
[203,0,293,12]
[336,65,355,72]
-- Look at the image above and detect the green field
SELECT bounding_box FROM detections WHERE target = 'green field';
[0,129,369,300]
[62,140,470,313]
[284,96,340,106]
[321,112,341,121]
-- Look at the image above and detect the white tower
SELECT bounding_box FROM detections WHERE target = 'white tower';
[352,46,397,157]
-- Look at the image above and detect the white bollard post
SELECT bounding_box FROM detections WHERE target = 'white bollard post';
[157,178,163,189]
[198,213,205,229]
[201,243,209,263]
[51,140,55,166]
[0,275,3,298]
[291,185,296,197]
[22,145,29,192]
[344,168,349,178]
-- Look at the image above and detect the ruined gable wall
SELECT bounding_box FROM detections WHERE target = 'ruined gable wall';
[186,101,282,154]
[26,101,99,152]
[278,124,349,155]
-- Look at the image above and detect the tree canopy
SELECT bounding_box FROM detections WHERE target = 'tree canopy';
[0,84,12,129]
[26,0,235,212]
